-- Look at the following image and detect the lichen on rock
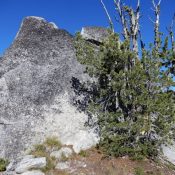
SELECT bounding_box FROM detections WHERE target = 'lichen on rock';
[0,16,99,162]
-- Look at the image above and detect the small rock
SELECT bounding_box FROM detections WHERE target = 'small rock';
[74,160,86,168]
[22,155,35,159]
[21,170,45,175]
[162,143,175,165]
[1,172,17,175]
[15,156,46,174]
[65,130,99,153]
[55,162,70,170]
[50,147,73,160]
[6,160,16,172]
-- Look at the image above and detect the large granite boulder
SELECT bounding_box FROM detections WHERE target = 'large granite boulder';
[0,16,99,160]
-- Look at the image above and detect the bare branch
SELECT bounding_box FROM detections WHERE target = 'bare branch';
[114,0,141,61]
[167,13,175,52]
[138,30,145,50]
[136,0,140,24]
[152,0,161,8]
[149,16,156,24]
[137,0,140,13]
[114,0,129,39]
[100,0,114,32]
[126,2,140,55]
[170,13,175,29]
[114,16,120,24]
[152,0,156,8]
[158,0,162,6]
[152,0,161,52]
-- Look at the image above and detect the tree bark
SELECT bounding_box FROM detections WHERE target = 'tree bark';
[152,0,161,52]
[100,0,114,33]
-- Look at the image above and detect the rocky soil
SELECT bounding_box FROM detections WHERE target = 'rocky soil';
[3,147,175,175]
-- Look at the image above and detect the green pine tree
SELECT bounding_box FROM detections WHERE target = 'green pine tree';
[75,31,175,159]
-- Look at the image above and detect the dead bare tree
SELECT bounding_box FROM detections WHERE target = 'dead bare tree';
[166,13,175,75]
[100,0,141,58]
[114,0,129,39]
[167,13,175,52]
[126,0,140,55]
[152,0,161,52]
[139,30,145,50]
[100,0,114,33]
[114,0,140,58]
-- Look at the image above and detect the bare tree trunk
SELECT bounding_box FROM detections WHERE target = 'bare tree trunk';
[152,0,161,52]
[125,0,140,63]
[167,14,175,74]
[114,0,140,64]
[171,32,175,53]
[128,0,140,55]
[100,0,114,33]
[129,9,139,55]
[134,0,140,54]
[139,30,145,50]
[167,14,175,52]
[114,0,129,39]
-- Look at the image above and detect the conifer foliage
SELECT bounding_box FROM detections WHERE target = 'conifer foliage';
[75,0,175,159]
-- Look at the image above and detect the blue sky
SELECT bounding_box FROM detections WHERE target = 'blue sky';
[0,0,175,56]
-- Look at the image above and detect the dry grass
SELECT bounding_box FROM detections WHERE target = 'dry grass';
[0,158,9,172]
[44,137,62,150]
[45,170,69,175]
[30,137,62,173]
[29,140,175,175]
[59,148,175,175]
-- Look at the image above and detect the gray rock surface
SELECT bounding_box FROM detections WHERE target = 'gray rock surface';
[6,160,17,172]
[0,16,99,160]
[55,160,86,173]
[21,170,45,175]
[81,27,109,43]
[162,143,175,165]
[15,156,46,174]
[50,147,73,160]
[55,161,70,170]
[1,172,17,175]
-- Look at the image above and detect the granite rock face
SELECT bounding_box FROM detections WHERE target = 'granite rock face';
[21,170,45,175]
[81,27,109,43]
[162,143,175,165]
[0,16,99,160]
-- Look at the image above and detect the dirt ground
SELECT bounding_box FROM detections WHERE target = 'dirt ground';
[47,148,175,175]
